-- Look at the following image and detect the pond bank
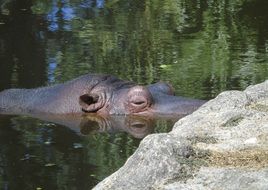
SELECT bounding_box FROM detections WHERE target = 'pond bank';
[93,80,268,190]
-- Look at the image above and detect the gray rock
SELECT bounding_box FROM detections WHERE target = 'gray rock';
[161,168,268,190]
[93,80,268,190]
[94,134,196,190]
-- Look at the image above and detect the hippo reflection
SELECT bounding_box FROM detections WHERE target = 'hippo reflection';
[27,113,181,139]
[0,74,205,116]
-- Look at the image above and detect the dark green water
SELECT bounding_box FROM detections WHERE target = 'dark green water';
[0,0,268,189]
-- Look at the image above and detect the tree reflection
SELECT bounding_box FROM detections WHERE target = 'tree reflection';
[0,0,268,189]
[0,0,47,89]
[0,112,176,189]
[27,0,268,98]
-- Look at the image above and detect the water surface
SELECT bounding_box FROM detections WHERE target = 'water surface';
[0,0,268,189]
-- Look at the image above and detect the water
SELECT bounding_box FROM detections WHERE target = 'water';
[0,0,268,189]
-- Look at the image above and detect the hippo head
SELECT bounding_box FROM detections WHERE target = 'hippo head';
[79,76,205,116]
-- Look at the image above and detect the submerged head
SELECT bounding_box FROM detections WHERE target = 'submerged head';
[79,77,205,116]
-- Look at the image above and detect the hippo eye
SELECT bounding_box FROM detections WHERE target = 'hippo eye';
[135,101,145,105]
[128,95,152,114]
[127,86,153,113]
[130,96,147,105]
[130,97,147,107]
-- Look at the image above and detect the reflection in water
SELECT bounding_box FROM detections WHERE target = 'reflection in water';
[0,113,176,189]
[47,0,75,31]
[1,0,268,189]
[0,0,47,90]
[0,115,100,189]
[29,113,181,139]
[46,0,105,32]
[80,115,155,139]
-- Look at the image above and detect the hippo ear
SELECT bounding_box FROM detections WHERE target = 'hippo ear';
[79,93,105,113]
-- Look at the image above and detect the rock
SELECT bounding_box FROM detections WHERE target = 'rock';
[161,168,268,190]
[93,80,268,190]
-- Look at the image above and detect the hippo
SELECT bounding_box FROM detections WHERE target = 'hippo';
[0,74,206,116]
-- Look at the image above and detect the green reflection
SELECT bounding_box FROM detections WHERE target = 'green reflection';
[31,0,268,99]
[0,0,268,189]
[0,115,173,189]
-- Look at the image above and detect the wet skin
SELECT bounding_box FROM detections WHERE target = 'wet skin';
[0,74,206,116]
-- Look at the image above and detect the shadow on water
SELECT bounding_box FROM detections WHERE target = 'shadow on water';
[1,0,268,189]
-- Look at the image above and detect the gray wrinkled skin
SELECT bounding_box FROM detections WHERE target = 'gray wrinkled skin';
[0,74,205,116]
[0,74,132,114]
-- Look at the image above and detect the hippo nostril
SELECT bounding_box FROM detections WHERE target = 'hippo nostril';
[80,94,98,104]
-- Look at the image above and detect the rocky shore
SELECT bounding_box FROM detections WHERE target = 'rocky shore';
[94,81,268,190]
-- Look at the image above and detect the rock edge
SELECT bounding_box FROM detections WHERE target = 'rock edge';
[94,81,268,190]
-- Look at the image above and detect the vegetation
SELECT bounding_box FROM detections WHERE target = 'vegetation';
[0,0,268,189]
[29,0,268,99]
